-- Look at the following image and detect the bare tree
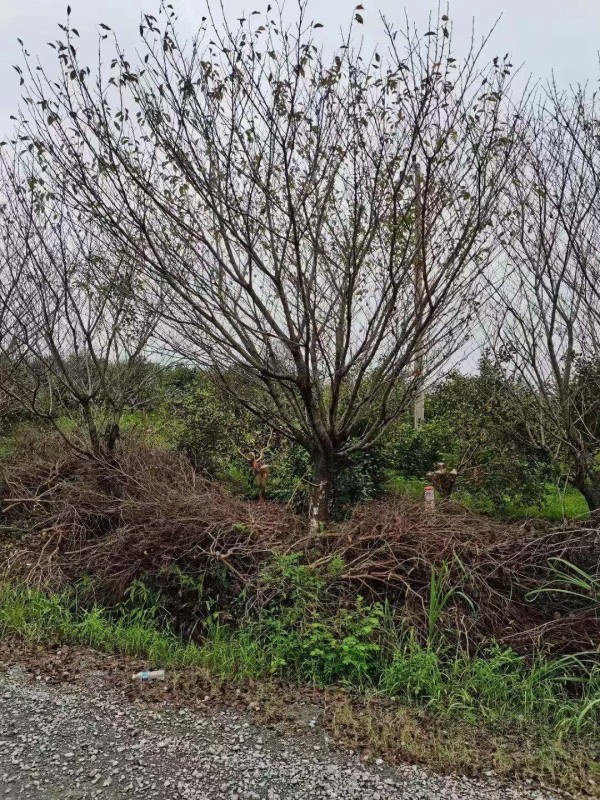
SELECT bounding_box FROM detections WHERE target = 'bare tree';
[9,3,524,526]
[487,90,600,511]
[0,154,161,457]
[548,83,600,308]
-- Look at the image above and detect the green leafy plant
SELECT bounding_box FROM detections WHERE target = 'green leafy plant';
[260,553,325,609]
[300,600,385,686]
[527,558,600,608]
[426,561,476,647]
[1,582,598,742]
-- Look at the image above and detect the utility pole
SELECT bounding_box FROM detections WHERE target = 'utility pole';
[413,155,425,430]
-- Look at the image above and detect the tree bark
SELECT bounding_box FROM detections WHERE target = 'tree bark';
[570,459,600,512]
[309,454,335,534]
[105,421,121,453]
[577,480,600,513]
[82,403,101,456]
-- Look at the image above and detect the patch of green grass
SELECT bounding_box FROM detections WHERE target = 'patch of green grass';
[380,638,600,735]
[119,408,185,450]
[523,483,589,521]
[384,474,427,500]
[0,437,14,459]
[481,482,589,521]
[2,582,596,794]
[387,474,590,521]
[1,582,598,742]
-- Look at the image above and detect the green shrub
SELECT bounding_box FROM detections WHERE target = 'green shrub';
[119,408,184,450]
[250,597,385,686]
[260,553,325,608]
[426,363,552,512]
[384,418,453,480]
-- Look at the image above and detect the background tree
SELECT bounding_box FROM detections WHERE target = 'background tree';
[487,90,600,510]
[0,159,161,457]
[10,4,524,525]
[425,361,552,511]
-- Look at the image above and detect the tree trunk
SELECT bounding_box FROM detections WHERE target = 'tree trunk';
[570,461,600,513]
[309,454,334,534]
[105,421,121,453]
[578,480,600,513]
[82,403,101,456]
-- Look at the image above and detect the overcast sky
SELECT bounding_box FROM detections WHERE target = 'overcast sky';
[0,0,598,132]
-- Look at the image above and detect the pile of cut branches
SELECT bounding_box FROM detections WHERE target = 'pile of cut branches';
[326,499,600,652]
[1,436,598,654]
[0,434,300,597]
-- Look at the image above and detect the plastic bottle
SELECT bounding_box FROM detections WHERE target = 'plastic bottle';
[132,669,165,681]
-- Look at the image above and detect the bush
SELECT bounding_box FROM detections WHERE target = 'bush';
[166,371,247,475]
[2,434,599,658]
[384,418,453,480]
[328,497,600,654]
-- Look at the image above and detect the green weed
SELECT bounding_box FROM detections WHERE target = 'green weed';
[527,558,600,608]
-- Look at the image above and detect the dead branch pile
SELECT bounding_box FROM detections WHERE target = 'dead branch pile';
[328,499,600,652]
[0,435,301,596]
[1,437,598,654]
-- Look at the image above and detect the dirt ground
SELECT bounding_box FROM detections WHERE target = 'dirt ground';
[0,640,568,800]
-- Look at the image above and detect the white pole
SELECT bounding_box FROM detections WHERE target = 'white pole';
[424,484,435,513]
[413,156,425,430]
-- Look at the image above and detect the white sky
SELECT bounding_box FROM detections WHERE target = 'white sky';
[0,0,598,133]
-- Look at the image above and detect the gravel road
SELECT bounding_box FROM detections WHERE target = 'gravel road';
[0,665,563,800]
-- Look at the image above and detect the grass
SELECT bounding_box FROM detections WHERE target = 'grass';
[1,581,598,793]
[0,434,16,459]
[387,474,590,520]
[384,474,428,500]
[514,483,590,521]
[1,582,598,737]
[0,583,203,668]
